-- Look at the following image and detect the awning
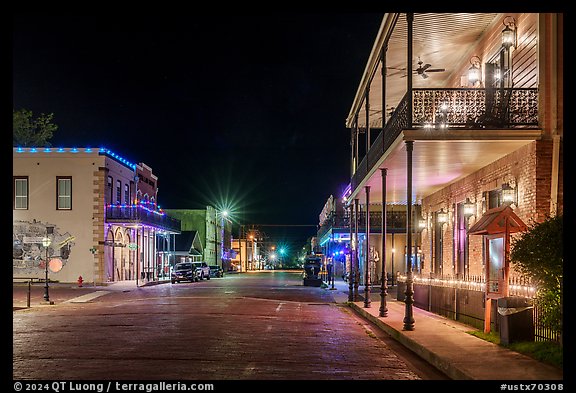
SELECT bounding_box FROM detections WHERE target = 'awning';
[468,205,527,235]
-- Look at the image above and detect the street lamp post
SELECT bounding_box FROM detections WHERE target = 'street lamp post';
[42,234,52,302]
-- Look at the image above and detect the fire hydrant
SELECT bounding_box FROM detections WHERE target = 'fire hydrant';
[78,275,84,287]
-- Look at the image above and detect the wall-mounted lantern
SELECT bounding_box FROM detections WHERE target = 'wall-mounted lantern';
[418,217,427,230]
[468,56,482,86]
[463,197,476,217]
[502,16,517,50]
[437,208,449,224]
[502,182,517,205]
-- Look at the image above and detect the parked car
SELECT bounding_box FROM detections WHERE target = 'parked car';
[171,262,195,284]
[209,265,224,278]
[192,261,211,281]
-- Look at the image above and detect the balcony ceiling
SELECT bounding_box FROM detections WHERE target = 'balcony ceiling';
[351,129,541,205]
[349,12,501,128]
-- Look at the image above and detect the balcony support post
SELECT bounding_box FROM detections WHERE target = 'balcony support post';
[379,168,388,317]
[348,203,355,302]
[407,12,413,129]
[364,186,372,308]
[365,87,371,171]
[381,46,387,130]
[354,198,360,301]
[403,140,415,330]
[354,114,359,174]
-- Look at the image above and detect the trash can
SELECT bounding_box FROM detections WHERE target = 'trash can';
[497,296,534,345]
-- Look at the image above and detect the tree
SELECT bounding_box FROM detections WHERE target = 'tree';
[510,214,563,338]
[13,108,58,147]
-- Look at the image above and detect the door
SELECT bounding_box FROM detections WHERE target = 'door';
[455,202,468,278]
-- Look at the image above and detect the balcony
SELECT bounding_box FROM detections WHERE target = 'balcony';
[317,211,408,241]
[352,87,539,192]
[105,205,181,233]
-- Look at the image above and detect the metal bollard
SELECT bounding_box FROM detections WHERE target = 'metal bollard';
[27,280,31,308]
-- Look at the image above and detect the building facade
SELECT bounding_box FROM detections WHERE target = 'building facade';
[13,147,180,284]
[165,207,233,268]
[343,13,562,319]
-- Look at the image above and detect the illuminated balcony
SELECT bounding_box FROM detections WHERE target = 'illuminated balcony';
[105,204,181,233]
[352,87,539,192]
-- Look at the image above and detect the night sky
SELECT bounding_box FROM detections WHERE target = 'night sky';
[12,12,384,248]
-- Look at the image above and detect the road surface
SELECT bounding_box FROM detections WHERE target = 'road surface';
[13,271,448,381]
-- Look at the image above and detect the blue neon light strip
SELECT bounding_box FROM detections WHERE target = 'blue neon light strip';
[14,146,137,170]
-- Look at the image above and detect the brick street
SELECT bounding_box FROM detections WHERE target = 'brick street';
[13,271,446,380]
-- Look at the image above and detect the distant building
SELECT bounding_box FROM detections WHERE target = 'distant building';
[165,207,233,269]
[173,230,203,263]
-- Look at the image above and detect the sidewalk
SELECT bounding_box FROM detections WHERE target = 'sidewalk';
[326,277,563,381]
[12,280,144,310]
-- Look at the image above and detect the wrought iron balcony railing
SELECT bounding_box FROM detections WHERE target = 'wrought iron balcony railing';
[317,211,408,240]
[105,205,181,233]
[353,87,539,191]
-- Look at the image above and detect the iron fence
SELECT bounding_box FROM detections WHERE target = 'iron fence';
[396,273,560,343]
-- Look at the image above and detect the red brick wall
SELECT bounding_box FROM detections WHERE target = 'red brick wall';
[420,140,557,278]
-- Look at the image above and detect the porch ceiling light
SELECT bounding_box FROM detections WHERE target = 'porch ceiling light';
[502,16,517,50]
[468,56,482,85]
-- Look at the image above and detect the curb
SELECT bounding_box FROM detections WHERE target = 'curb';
[348,302,473,380]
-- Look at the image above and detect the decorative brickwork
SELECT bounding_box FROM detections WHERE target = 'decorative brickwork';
[93,169,106,284]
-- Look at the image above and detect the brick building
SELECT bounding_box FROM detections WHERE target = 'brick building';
[341,13,562,303]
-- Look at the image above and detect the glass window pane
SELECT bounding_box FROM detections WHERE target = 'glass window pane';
[59,196,70,209]
[57,178,72,209]
[14,178,28,209]
[16,179,26,195]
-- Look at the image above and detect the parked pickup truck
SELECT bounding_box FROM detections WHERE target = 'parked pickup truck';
[191,261,211,281]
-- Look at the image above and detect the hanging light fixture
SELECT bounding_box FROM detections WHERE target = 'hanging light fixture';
[468,56,482,86]
[502,16,517,50]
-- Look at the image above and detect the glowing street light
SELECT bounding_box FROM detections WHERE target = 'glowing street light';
[42,228,53,302]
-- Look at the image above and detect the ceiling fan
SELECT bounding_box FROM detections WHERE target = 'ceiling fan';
[387,57,446,79]
[415,57,445,79]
